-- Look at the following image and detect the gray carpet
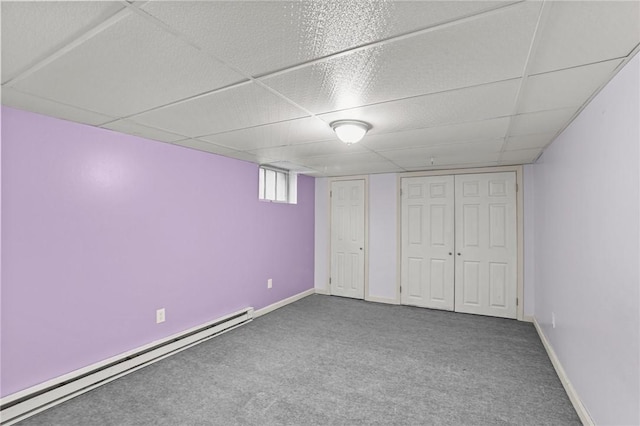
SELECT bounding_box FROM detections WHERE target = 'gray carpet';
[18,295,580,425]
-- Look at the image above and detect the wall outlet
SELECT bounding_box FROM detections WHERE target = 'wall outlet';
[267,278,272,289]
[551,312,556,329]
[156,308,166,324]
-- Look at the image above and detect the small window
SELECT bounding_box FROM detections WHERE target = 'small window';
[259,166,297,204]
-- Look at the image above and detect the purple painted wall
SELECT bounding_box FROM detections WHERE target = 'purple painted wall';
[0,106,315,397]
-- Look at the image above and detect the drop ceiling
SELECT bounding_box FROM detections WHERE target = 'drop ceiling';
[2,1,639,177]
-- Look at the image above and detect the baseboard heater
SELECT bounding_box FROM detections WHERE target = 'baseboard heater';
[0,307,254,426]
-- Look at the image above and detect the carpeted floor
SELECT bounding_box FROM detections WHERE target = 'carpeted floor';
[18,295,580,425]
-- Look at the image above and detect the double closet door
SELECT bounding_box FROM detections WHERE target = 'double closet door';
[401,172,517,319]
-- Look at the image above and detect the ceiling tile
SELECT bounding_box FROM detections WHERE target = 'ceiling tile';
[1,2,125,82]
[311,161,404,177]
[519,59,622,113]
[361,117,510,151]
[100,119,186,143]
[1,87,115,126]
[260,2,540,113]
[404,161,499,172]
[132,82,308,138]
[509,107,577,137]
[11,12,245,117]
[530,1,640,74]
[250,140,370,162]
[200,117,334,151]
[500,148,541,164]
[173,138,276,164]
[377,139,504,168]
[142,1,511,77]
[319,79,519,135]
[505,133,556,151]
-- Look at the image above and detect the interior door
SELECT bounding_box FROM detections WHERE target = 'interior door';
[454,172,517,319]
[401,176,455,310]
[330,180,365,299]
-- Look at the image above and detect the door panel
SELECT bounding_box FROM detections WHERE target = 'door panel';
[401,176,454,310]
[330,180,365,299]
[454,172,517,318]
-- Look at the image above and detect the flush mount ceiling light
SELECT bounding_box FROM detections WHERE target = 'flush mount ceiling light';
[330,120,371,145]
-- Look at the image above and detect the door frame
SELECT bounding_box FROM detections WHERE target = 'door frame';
[327,176,370,300]
[396,165,525,321]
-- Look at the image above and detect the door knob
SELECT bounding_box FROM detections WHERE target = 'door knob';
[457,253,461,256]
[449,252,452,255]
[360,247,363,250]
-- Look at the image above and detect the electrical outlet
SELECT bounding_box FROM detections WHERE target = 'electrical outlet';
[551,312,556,329]
[267,278,272,289]
[156,308,166,324]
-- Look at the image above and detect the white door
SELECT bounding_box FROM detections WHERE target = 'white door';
[401,176,455,310]
[454,172,517,319]
[330,180,365,299]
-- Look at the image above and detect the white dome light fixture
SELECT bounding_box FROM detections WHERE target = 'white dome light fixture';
[330,120,371,145]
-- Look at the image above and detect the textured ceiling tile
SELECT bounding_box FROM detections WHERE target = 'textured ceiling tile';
[249,139,370,162]
[12,13,245,117]
[320,80,520,135]
[530,1,640,74]
[519,59,622,113]
[1,2,125,82]
[173,138,276,165]
[142,1,510,77]
[378,139,504,166]
[362,117,510,151]
[132,83,308,138]
[500,148,541,164]
[1,87,115,126]
[509,108,577,136]
[505,133,556,151]
[310,161,404,177]
[200,117,333,151]
[404,161,499,172]
[260,2,540,113]
[101,119,186,143]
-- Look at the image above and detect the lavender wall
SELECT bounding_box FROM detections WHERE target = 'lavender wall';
[0,107,315,397]
[530,55,639,425]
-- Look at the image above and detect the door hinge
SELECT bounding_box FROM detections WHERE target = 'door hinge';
[516,183,519,192]
[516,297,519,306]
[399,286,402,293]
[400,188,403,196]
[330,190,333,197]
[329,277,331,284]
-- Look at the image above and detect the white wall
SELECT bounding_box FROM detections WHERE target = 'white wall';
[368,173,398,302]
[314,177,328,291]
[531,55,639,425]
[523,165,535,318]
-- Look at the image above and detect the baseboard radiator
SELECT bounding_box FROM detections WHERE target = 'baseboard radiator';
[0,307,254,426]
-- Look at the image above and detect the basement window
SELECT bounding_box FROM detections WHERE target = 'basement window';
[258,166,297,204]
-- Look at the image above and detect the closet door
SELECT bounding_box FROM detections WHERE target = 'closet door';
[401,176,455,310]
[454,172,517,319]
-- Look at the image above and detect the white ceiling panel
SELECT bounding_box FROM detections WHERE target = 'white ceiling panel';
[505,133,556,151]
[500,148,541,164]
[173,139,276,165]
[362,117,510,151]
[378,138,504,166]
[101,119,186,143]
[11,12,245,117]
[519,59,622,113]
[261,2,541,114]
[132,83,308,138]
[249,140,370,162]
[310,161,404,177]
[2,87,115,126]
[530,1,640,74]
[1,2,125,82]
[404,161,500,172]
[509,107,578,137]
[200,117,334,151]
[320,80,520,136]
[142,1,511,77]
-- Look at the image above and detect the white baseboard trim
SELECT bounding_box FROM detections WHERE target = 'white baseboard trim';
[314,287,330,295]
[254,288,315,318]
[533,318,594,426]
[0,308,253,426]
[365,295,400,305]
